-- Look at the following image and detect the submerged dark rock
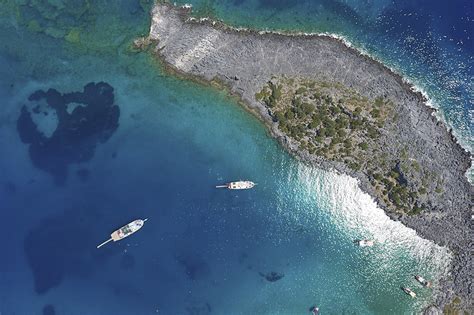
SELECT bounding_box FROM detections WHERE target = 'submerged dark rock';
[24,209,99,294]
[259,271,284,282]
[42,304,55,315]
[185,302,212,315]
[4,181,16,194]
[76,168,90,181]
[176,254,210,280]
[17,82,120,185]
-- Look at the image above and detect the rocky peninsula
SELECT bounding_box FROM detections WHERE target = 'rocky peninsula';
[143,2,473,311]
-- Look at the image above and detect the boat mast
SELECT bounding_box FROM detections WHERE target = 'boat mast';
[97,238,113,249]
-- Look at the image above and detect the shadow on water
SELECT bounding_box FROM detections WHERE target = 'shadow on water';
[17,82,120,185]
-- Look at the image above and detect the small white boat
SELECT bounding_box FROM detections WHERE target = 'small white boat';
[310,306,319,315]
[97,219,148,248]
[402,287,416,298]
[216,181,256,190]
[414,275,432,287]
[357,239,375,247]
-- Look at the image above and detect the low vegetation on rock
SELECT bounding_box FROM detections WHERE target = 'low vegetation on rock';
[256,76,442,215]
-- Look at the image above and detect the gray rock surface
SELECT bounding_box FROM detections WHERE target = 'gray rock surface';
[147,3,473,310]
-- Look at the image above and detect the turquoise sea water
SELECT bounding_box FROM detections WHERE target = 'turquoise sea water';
[0,1,468,314]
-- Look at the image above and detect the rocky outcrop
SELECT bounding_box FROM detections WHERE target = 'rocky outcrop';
[146,3,473,310]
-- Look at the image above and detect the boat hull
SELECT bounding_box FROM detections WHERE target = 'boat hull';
[111,219,145,241]
[227,181,255,190]
[358,240,374,247]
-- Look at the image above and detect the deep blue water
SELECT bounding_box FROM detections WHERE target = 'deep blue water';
[0,0,469,314]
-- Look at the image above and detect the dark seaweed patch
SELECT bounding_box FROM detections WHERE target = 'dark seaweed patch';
[42,304,55,315]
[176,254,210,281]
[76,168,90,181]
[120,253,135,270]
[185,302,212,315]
[259,271,284,282]
[17,82,120,185]
[24,209,102,294]
[4,181,16,194]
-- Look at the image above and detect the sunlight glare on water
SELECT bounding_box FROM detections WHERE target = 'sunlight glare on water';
[272,161,452,310]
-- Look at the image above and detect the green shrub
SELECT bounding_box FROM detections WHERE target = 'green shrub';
[326,127,336,137]
[374,96,384,107]
[373,173,382,181]
[310,118,320,129]
[358,142,368,150]
[302,103,314,115]
[412,161,420,172]
[367,127,379,139]
[343,139,352,149]
[349,162,361,171]
[337,129,346,138]
[389,171,399,179]
[350,119,363,129]
[410,206,423,215]
[266,82,282,107]
[295,87,306,94]
[390,193,402,206]
[370,108,380,118]
[331,106,341,115]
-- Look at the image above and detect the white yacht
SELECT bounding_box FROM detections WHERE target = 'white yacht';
[414,275,432,287]
[402,287,416,298]
[357,239,375,247]
[97,219,148,248]
[216,181,256,190]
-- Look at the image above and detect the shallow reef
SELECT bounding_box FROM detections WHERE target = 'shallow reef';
[17,82,120,185]
[176,253,211,281]
[186,302,212,315]
[259,271,285,282]
[24,208,103,294]
[42,304,55,315]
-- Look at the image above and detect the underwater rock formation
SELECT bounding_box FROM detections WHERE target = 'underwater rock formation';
[259,271,285,282]
[42,304,55,315]
[4,181,16,194]
[17,82,120,185]
[176,254,210,280]
[186,302,212,315]
[24,208,100,294]
[76,168,90,182]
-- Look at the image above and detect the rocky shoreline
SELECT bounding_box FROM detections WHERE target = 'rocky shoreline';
[144,2,473,311]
